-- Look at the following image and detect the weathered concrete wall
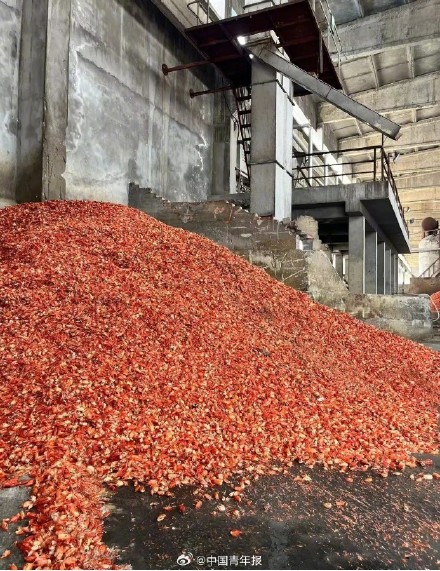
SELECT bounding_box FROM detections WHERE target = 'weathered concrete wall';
[0,0,21,201]
[65,0,215,204]
[409,277,440,296]
[312,291,433,341]
[292,215,323,250]
[306,250,348,298]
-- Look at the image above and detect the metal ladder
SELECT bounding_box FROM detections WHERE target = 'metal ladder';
[233,86,252,184]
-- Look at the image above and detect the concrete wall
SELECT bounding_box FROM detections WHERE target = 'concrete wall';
[306,250,348,298]
[0,0,346,207]
[312,291,433,341]
[409,277,440,296]
[0,0,21,202]
[65,0,215,204]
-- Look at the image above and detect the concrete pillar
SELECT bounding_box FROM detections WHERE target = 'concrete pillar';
[250,53,293,220]
[16,0,49,203]
[334,252,344,278]
[229,118,240,193]
[43,0,71,200]
[348,215,365,294]
[365,231,377,294]
[392,254,399,294]
[212,92,232,195]
[385,246,392,294]
[16,0,71,203]
[377,241,386,294]
[390,253,396,295]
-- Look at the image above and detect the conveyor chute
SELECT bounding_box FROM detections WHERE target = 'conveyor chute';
[249,43,401,141]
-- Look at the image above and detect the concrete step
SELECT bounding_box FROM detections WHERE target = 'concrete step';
[126,183,433,342]
[127,183,350,306]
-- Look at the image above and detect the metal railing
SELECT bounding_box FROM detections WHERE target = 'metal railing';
[419,251,440,279]
[293,145,408,235]
[187,0,218,25]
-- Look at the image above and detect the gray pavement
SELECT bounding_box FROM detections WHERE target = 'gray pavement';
[0,487,29,570]
[104,455,440,570]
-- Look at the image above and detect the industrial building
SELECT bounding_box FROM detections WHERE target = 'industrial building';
[0,0,439,569]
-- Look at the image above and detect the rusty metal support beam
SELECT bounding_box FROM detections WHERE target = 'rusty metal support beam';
[249,43,402,140]
[162,61,211,75]
[189,85,234,97]
[162,52,246,75]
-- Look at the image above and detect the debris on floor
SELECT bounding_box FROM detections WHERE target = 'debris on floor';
[0,201,438,569]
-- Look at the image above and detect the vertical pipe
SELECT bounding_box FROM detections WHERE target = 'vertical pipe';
[319,32,323,74]
[308,126,313,184]
[373,147,377,180]
[377,241,386,294]
[348,216,366,294]
[365,231,378,294]
[381,146,384,181]
[385,247,392,294]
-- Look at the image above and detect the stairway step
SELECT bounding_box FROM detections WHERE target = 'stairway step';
[238,110,251,115]
[237,95,252,102]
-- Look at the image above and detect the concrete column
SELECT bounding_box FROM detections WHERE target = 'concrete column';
[229,118,239,193]
[348,215,365,294]
[392,254,399,294]
[365,231,377,294]
[390,253,396,295]
[16,0,49,203]
[42,0,71,200]
[212,92,232,195]
[16,0,71,203]
[334,252,344,278]
[385,246,392,294]
[377,241,386,294]
[250,53,293,220]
